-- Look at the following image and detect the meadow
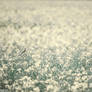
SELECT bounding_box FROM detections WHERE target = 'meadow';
[0,1,92,92]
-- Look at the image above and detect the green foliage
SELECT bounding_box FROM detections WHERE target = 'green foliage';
[35,82,46,92]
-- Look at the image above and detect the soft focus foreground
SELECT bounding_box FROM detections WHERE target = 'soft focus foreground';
[0,1,92,92]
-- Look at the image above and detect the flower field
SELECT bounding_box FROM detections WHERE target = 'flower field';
[0,1,92,92]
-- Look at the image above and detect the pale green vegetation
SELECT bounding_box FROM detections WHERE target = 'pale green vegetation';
[0,1,92,92]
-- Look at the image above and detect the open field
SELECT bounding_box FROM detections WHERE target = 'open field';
[0,1,92,92]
